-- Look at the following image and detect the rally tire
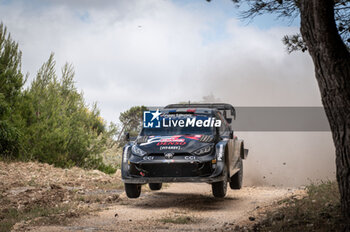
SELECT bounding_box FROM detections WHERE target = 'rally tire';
[124,183,141,198]
[212,166,228,198]
[230,158,243,189]
[149,183,162,191]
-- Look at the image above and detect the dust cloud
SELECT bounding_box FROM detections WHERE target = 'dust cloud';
[238,132,335,187]
[193,104,337,187]
[187,35,337,187]
[199,93,336,187]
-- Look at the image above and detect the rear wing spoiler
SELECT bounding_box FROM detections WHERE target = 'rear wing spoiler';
[164,103,236,121]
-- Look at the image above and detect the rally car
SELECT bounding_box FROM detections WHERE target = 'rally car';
[121,103,248,198]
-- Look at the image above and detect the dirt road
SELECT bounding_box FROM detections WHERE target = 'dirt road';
[29,183,298,232]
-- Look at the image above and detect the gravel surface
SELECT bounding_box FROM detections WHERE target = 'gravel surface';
[27,183,303,232]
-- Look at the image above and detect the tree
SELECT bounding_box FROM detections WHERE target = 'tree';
[299,2,350,225]
[209,0,350,225]
[0,22,116,173]
[21,53,113,170]
[118,106,148,141]
[0,22,25,158]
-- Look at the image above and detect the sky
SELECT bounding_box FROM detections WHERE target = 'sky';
[0,0,336,186]
[0,0,320,124]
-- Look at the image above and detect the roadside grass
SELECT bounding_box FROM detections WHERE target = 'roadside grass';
[0,205,70,232]
[254,181,347,232]
[100,144,122,171]
[159,216,195,224]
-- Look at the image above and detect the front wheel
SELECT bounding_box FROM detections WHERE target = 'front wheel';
[149,183,162,190]
[124,183,141,198]
[230,158,243,189]
[212,166,228,198]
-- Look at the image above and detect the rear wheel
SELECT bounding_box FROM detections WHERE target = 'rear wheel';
[149,183,162,190]
[230,158,243,189]
[124,183,141,198]
[212,165,228,198]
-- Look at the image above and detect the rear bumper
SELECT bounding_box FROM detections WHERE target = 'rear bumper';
[122,153,225,184]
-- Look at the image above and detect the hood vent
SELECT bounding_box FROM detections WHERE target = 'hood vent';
[199,135,214,143]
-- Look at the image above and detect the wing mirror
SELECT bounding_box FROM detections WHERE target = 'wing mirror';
[229,131,234,139]
[125,132,130,141]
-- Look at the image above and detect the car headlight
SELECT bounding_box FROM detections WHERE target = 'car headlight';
[193,145,213,155]
[131,145,147,156]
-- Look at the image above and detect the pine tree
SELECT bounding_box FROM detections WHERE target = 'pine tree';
[0,22,24,158]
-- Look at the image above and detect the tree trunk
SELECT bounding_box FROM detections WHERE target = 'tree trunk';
[300,0,350,225]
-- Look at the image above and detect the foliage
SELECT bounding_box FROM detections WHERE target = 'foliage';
[118,105,148,139]
[17,54,115,170]
[222,0,350,51]
[282,33,307,53]
[0,23,24,105]
[254,181,346,231]
[0,22,24,158]
[0,22,116,173]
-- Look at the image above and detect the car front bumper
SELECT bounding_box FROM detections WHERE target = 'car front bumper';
[121,151,225,184]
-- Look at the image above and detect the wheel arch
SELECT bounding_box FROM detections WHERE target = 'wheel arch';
[234,139,248,160]
[215,140,230,178]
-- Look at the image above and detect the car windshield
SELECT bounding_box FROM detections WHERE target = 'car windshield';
[140,113,217,136]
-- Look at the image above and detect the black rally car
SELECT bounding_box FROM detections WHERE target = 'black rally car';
[121,103,248,198]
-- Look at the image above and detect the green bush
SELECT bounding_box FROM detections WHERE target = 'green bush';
[17,54,115,170]
[0,119,20,157]
[0,23,25,159]
[0,22,117,173]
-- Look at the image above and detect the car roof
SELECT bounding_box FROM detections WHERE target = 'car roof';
[164,103,236,120]
[161,108,216,115]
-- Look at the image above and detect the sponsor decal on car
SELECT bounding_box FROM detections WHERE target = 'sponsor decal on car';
[159,146,181,150]
[139,135,202,146]
[185,156,197,160]
[160,136,184,142]
[156,142,186,146]
[143,156,155,160]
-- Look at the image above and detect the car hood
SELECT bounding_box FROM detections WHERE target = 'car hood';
[137,135,213,154]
